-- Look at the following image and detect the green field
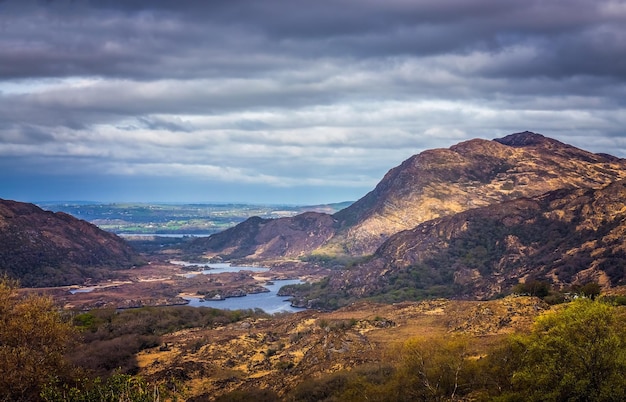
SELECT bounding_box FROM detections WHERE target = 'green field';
[39,201,352,236]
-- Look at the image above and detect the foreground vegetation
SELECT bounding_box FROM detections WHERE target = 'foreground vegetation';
[2,275,626,401]
[282,299,626,402]
[0,276,267,401]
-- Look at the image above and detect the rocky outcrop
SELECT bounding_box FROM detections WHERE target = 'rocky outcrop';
[0,199,142,287]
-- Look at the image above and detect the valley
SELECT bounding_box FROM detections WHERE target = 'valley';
[15,131,626,312]
[3,131,626,400]
[29,258,328,312]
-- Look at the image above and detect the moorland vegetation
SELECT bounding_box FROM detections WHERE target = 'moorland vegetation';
[2,276,626,401]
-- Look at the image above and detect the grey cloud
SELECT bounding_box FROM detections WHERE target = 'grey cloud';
[1,0,625,203]
[0,124,55,144]
[137,116,192,132]
[2,0,624,81]
[232,120,273,131]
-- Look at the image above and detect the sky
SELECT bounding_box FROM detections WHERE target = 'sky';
[1,0,625,204]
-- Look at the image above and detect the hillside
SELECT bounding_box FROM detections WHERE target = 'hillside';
[133,296,548,400]
[286,180,626,309]
[0,199,142,287]
[187,131,626,260]
[184,212,339,260]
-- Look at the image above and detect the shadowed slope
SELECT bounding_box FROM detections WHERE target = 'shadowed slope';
[0,199,142,287]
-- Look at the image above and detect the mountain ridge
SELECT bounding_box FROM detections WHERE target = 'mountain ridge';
[188,131,626,261]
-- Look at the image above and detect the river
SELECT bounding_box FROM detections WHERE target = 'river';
[171,261,304,314]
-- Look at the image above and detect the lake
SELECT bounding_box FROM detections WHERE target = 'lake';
[172,261,304,314]
[183,279,303,314]
[170,261,271,276]
[120,234,212,238]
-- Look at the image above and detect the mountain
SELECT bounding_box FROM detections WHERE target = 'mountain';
[287,180,626,309]
[0,199,142,287]
[188,132,626,261]
[329,131,626,254]
[185,212,338,260]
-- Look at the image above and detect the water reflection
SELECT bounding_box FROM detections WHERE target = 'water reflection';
[183,279,303,314]
[171,261,304,313]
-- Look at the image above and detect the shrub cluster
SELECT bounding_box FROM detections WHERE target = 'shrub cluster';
[281,299,626,402]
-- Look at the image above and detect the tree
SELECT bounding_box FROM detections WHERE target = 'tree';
[511,299,626,401]
[512,279,551,298]
[579,282,602,300]
[0,276,76,401]
[390,335,473,401]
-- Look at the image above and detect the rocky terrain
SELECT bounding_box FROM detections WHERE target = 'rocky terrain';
[188,132,626,261]
[287,180,626,309]
[135,296,548,400]
[0,199,143,287]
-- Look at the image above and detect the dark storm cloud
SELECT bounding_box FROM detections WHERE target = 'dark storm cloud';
[2,0,624,81]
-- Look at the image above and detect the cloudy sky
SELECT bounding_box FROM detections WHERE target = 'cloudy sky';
[1,0,625,204]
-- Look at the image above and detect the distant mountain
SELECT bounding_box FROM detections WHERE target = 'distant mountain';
[188,132,626,261]
[0,199,142,287]
[289,180,626,308]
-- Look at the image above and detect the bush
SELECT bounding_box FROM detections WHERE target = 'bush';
[290,372,350,402]
[510,299,626,401]
[512,280,551,298]
[601,295,626,306]
[0,276,76,401]
[41,373,175,402]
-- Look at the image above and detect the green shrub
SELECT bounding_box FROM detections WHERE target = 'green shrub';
[41,373,178,402]
[510,299,626,401]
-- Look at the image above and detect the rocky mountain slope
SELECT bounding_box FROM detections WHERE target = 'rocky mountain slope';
[0,199,142,287]
[188,132,626,260]
[330,131,626,254]
[287,180,626,308]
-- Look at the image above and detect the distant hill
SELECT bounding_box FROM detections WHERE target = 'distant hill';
[185,212,338,260]
[188,132,626,261]
[289,180,626,309]
[0,199,142,287]
[38,201,353,236]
